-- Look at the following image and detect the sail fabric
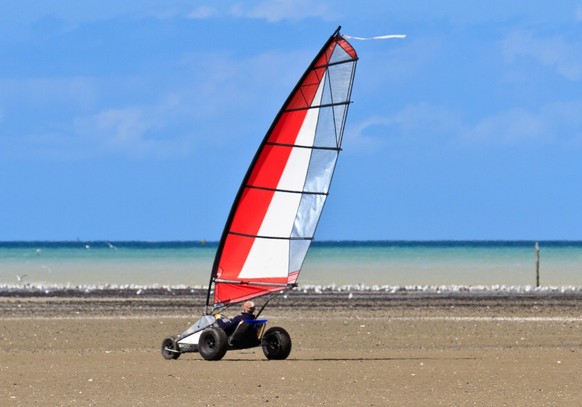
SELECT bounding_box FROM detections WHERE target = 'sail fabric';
[210,29,358,307]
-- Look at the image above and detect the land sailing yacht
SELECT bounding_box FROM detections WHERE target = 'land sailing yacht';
[161,27,358,361]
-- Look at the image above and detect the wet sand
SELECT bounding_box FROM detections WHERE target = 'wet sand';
[1,291,582,406]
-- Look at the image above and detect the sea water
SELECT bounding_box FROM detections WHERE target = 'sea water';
[0,241,581,290]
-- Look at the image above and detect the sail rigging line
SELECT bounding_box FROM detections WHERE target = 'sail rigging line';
[206,26,358,311]
[255,295,273,319]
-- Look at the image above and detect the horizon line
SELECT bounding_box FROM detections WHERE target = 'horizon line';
[1,239,581,245]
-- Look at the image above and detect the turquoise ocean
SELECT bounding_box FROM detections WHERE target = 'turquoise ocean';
[1,241,581,292]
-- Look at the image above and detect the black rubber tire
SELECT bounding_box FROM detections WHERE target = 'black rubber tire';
[198,328,228,361]
[262,327,292,360]
[161,336,180,360]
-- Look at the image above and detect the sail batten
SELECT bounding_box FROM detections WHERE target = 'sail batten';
[245,185,329,196]
[207,27,358,308]
[214,279,292,288]
[313,59,358,70]
[264,142,341,151]
[228,232,313,240]
[284,100,351,113]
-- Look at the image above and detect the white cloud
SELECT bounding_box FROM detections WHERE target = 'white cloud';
[502,30,582,81]
[187,6,217,20]
[1,99,195,162]
[348,103,463,152]
[462,101,582,146]
[229,0,338,22]
[173,48,313,130]
[350,100,582,153]
[0,77,97,109]
[383,103,462,135]
[74,106,192,159]
[0,47,309,162]
[79,108,149,146]
[463,108,545,145]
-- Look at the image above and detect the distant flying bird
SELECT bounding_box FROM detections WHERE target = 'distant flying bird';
[16,274,27,282]
[107,242,118,250]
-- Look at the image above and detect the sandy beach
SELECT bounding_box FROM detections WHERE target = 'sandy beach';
[2,291,582,406]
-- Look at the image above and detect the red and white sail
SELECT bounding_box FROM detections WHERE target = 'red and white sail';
[208,27,358,308]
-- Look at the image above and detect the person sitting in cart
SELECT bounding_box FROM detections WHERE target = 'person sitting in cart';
[215,301,256,335]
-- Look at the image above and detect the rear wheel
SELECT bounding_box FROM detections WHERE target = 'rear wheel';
[199,328,228,361]
[161,336,180,360]
[262,327,292,360]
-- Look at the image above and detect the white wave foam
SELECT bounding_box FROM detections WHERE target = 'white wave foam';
[0,283,207,294]
[1,283,582,295]
[296,284,582,294]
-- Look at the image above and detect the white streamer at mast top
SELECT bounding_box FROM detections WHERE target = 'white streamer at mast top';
[343,34,406,41]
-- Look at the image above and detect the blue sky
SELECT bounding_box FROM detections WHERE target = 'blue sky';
[1,1,582,241]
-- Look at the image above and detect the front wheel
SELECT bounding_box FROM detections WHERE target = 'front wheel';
[198,328,228,361]
[262,327,292,360]
[161,336,180,360]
